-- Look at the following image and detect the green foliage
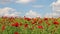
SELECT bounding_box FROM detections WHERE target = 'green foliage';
[0,17,60,34]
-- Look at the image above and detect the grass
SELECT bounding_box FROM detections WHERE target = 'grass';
[0,17,60,34]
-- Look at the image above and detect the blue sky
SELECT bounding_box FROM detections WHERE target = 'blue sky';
[0,0,60,18]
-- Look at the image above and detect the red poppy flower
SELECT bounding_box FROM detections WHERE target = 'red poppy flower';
[48,23,50,26]
[24,24,28,28]
[53,21,59,25]
[12,23,15,26]
[2,25,5,31]
[14,32,19,34]
[15,22,19,27]
[31,21,35,24]
[12,22,19,27]
[44,18,48,21]
[20,22,23,26]
[24,16,31,21]
[46,22,50,26]
[37,26,43,29]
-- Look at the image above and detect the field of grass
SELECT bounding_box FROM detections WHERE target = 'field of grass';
[0,17,60,34]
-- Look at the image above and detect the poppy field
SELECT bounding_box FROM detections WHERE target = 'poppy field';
[0,16,60,34]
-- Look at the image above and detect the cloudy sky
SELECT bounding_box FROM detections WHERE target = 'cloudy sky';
[0,0,60,18]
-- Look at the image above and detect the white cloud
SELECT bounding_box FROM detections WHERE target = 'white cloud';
[25,10,41,18]
[16,0,35,4]
[44,12,59,18]
[52,0,60,13]
[0,0,13,4]
[0,0,35,4]
[32,5,44,8]
[0,7,21,17]
[46,0,60,18]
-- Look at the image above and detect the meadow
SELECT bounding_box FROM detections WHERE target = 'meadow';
[0,16,60,34]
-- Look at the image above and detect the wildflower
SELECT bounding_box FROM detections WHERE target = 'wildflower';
[46,22,50,26]
[2,25,5,31]
[53,21,59,25]
[44,18,48,21]
[24,16,31,21]
[14,32,19,34]
[31,21,35,24]
[20,22,23,26]
[37,26,43,29]
[15,22,19,27]
[12,22,19,27]
[24,24,28,28]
